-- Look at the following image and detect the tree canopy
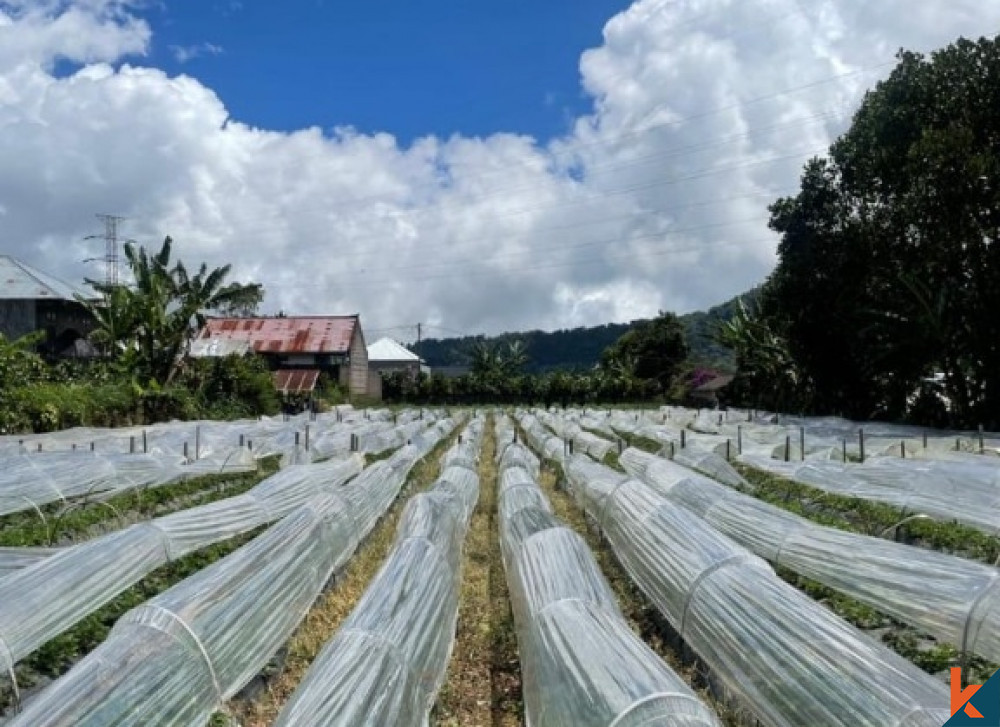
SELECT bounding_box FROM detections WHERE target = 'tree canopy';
[80,237,264,387]
[734,36,1000,426]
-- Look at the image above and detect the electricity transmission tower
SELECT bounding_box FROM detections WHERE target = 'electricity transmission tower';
[84,214,126,287]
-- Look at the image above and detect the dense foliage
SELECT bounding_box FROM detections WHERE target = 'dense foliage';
[0,239,277,434]
[385,312,691,405]
[729,36,1000,427]
[80,236,264,386]
[411,299,743,374]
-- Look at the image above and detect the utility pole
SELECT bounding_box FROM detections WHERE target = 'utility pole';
[416,322,422,344]
[85,214,125,287]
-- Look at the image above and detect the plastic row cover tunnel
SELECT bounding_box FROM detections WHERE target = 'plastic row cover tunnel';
[516,412,565,464]
[0,448,258,518]
[620,447,1000,665]
[561,453,950,727]
[0,409,431,518]
[0,454,365,680]
[741,452,1000,534]
[495,417,721,727]
[274,419,483,726]
[6,419,453,726]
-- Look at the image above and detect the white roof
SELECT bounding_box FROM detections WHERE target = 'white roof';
[367,337,421,363]
[0,255,91,301]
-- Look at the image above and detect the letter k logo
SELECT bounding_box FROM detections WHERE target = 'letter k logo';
[953,667,985,718]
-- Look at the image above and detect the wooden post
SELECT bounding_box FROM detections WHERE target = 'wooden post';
[784,436,790,462]
[900,440,905,458]
[130,436,136,454]
[799,427,805,461]
[143,430,147,454]
[295,432,300,447]
[956,437,961,452]
[842,439,847,463]
[669,441,675,459]
[979,425,985,454]
[90,442,95,452]
[305,424,311,452]
[247,439,253,451]
[859,428,865,463]
[183,442,189,459]
[37,442,42,452]
[617,438,624,455]
[195,427,200,460]
[923,432,928,449]
[72,444,76,451]
[680,430,686,449]
[737,425,743,455]
[726,439,731,461]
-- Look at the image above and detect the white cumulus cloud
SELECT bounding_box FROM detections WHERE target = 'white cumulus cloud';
[0,0,996,337]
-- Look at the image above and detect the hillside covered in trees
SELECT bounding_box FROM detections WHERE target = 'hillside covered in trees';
[411,292,752,374]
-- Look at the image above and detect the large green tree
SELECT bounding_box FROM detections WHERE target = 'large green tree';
[758,36,1000,425]
[81,237,264,386]
[601,311,688,395]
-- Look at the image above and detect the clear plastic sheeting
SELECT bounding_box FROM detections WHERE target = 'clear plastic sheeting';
[518,413,565,464]
[563,455,951,727]
[0,547,58,577]
[8,418,451,726]
[537,411,615,460]
[620,447,1000,664]
[741,453,1000,533]
[671,448,747,489]
[0,456,364,677]
[274,422,481,727]
[497,427,721,727]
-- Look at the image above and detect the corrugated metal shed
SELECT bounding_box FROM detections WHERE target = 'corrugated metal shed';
[197,316,358,354]
[0,256,91,301]
[274,369,320,394]
[367,337,421,363]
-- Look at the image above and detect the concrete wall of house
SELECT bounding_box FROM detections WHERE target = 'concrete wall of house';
[0,300,36,342]
[36,300,96,355]
[0,300,95,355]
[347,323,369,398]
[337,321,369,398]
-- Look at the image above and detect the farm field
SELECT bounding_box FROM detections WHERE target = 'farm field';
[0,405,997,725]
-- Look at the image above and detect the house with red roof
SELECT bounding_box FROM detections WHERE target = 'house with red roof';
[191,314,370,399]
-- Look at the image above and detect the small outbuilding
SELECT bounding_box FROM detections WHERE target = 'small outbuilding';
[367,338,427,377]
[192,315,369,399]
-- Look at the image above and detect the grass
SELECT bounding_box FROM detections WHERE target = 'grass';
[735,463,1000,564]
[433,416,522,727]
[615,429,666,455]
[775,565,1000,683]
[225,427,462,726]
[0,456,279,548]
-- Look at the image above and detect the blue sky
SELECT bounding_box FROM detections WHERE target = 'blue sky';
[147,0,631,143]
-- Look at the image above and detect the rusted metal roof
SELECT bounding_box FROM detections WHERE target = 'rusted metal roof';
[273,369,321,394]
[198,316,358,354]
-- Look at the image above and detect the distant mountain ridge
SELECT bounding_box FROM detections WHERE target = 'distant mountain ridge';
[411,291,756,374]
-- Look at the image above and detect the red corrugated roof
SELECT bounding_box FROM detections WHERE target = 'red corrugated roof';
[198,316,358,354]
[273,369,321,393]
